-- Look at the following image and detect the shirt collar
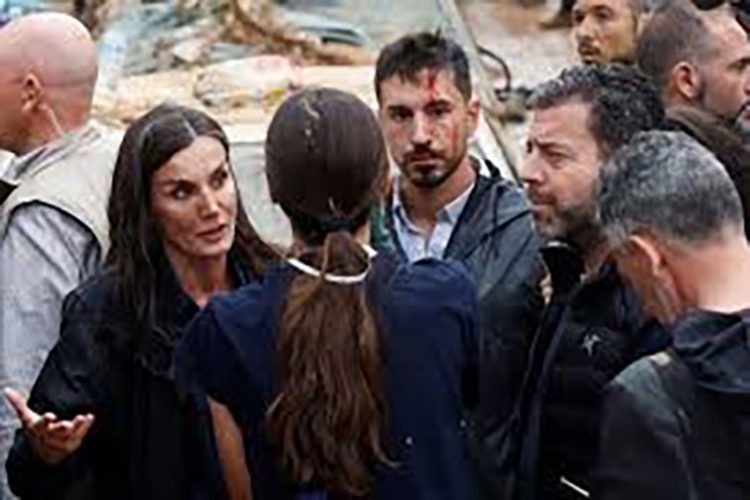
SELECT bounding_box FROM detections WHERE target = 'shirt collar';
[391,173,475,226]
[2,124,98,186]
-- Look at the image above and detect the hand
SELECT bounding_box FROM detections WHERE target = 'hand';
[4,388,95,465]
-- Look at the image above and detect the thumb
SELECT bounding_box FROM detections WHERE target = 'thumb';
[3,388,39,429]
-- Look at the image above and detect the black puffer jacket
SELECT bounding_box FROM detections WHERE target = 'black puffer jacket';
[513,247,669,500]
[6,259,253,500]
[594,309,750,500]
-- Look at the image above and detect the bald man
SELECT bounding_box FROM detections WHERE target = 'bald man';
[0,13,119,497]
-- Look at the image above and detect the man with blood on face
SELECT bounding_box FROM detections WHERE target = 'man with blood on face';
[374,32,544,499]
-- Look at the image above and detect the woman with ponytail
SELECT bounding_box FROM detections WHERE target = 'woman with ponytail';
[178,88,480,499]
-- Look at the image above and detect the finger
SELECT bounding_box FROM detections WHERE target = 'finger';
[48,420,75,434]
[3,388,40,428]
[72,415,95,441]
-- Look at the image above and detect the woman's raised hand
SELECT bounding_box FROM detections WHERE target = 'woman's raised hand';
[3,388,95,465]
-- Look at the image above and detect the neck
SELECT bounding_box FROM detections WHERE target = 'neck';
[165,247,231,308]
[570,224,609,276]
[399,156,476,232]
[679,237,750,314]
[17,105,88,156]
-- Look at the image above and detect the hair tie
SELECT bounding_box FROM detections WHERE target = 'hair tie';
[287,245,377,285]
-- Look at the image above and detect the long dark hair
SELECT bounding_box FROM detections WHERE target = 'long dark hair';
[106,103,276,345]
[264,88,390,496]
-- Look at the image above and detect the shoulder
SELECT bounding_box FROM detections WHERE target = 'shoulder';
[388,258,475,296]
[605,353,680,430]
[476,174,532,218]
[379,257,478,322]
[197,271,283,346]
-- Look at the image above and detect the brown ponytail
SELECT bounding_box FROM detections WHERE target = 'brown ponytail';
[266,230,389,496]
[263,88,391,496]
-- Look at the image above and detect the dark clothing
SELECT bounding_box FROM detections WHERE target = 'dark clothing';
[594,309,750,500]
[6,258,253,500]
[176,254,480,500]
[384,163,543,492]
[665,107,750,241]
[512,249,669,500]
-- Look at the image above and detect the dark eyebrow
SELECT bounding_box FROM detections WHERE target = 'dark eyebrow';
[157,160,229,187]
[425,99,454,109]
[730,56,750,70]
[533,138,575,157]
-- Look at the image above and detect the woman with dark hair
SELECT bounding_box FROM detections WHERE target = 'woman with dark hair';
[4,103,276,499]
[177,88,480,499]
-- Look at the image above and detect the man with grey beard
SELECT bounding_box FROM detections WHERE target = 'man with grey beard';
[509,64,670,500]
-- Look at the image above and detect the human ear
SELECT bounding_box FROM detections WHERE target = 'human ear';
[19,73,43,113]
[629,234,683,323]
[671,63,703,103]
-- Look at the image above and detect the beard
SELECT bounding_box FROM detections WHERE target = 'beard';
[401,149,464,189]
[536,203,601,246]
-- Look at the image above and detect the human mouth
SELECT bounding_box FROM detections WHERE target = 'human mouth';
[197,224,228,242]
[577,44,600,62]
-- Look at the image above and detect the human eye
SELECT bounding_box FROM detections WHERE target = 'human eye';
[210,167,230,189]
[388,107,413,123]
[170,182,194,200]
[428,103,452,119]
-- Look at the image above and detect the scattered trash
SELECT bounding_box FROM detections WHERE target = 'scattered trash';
[193,55,299,109]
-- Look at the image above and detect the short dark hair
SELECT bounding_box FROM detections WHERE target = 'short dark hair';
[529,64,665,155]
[600,131,744,246]
[374,32,472,101]
[636,2,715,92]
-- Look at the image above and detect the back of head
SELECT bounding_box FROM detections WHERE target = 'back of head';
[529,64,665,155]
[667,106,750,239]
[0,13,98,128]
[266,87,387,243]
[600,130,744,248]
[374,31,471,102]
[107,103,271,338]
[264,88,390,496]
[636,2,713,93]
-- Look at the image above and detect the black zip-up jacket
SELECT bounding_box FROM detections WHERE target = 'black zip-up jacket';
[513,249,669,500]
[6,258,253,500]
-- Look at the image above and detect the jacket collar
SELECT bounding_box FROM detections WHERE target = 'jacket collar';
[443,165,531,259]
[672,309,750,394]
[137,253,254,377]
[385,158,531,259]
[0,124,100,202]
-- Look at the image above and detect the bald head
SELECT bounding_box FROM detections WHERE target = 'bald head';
[0,13,98,153]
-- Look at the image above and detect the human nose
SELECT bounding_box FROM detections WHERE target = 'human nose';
[411,112,433,146]
[575,15,595,42]
[198,187,221,218]
[521,151,547,187]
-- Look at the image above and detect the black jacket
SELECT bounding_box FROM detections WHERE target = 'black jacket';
[513,248,669,500]
[594,309,750,500]
[384,164,544,494]
[6,258,253,500]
